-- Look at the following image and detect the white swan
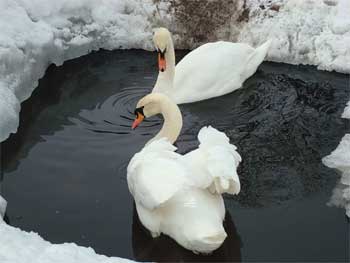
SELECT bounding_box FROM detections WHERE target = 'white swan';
[127,93,241,254]
[152,27,271,104]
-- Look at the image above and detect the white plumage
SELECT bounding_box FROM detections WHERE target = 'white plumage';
[127,97,241,254]
[152,28,271,104]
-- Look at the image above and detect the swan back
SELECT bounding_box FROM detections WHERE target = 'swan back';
[128,137,228,253]
[127,138,188,210]
[172,40,271,104]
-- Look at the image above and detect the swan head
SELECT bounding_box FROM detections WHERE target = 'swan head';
[153,27,172,72]
[132,93,183,144]
[132,93,169,129]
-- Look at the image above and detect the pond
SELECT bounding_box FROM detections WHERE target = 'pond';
[1,49,349,261]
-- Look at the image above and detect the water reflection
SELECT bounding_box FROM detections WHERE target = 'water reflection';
[3,213,10,224]
[132,206,241,262]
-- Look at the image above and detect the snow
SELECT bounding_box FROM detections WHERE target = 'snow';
[331,0,350,35]
[342,101,350,119]
[323,134,350,217]
[0,222,134,263]
[0,192,134,263]
[320,0,350,213]
[240,0,350,73]
[0,0,155,142]
[0,0,349,260]
[0,192,133,263]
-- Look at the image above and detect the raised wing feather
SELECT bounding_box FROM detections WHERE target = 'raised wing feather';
[127,138,188,210]
[195,126,242,195]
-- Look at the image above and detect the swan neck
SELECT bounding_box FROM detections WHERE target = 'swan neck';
[167,39,175,77]
[151,100,182,145]
[153,37,175,94]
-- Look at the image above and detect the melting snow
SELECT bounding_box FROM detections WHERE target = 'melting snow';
[0,222,134,263]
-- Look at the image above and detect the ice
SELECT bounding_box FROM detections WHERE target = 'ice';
[0,222,134,263]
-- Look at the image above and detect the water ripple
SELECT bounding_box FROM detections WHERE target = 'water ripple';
[70,87,161,136]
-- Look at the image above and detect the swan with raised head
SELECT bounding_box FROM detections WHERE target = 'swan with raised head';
[152,27,271,104]
[127,93,241,254]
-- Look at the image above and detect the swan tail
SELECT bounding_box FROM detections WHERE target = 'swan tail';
[198,126,241,195]
[189,229,227,254]
[242,40,271,80]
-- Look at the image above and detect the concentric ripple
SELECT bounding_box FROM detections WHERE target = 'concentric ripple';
[70,87,154,135]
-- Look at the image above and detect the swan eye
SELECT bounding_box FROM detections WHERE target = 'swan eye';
[158,48,166,59]
[134,106,145,117]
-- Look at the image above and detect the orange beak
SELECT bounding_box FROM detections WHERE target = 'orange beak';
[132,112,145,129]
[158,52,166,72]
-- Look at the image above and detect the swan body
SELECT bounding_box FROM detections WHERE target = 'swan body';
[152,28,271,104]
[127,93,241,253]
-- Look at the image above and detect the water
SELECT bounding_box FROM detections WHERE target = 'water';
[1,49,349,261]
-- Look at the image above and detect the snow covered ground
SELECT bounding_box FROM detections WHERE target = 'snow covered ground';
[0,0,349,261]
[0,222,134,263]
[240,0,350,73]
[323,134,350,217]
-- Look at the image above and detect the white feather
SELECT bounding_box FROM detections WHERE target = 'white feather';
[127,138,188,210]
[152,27,271,104]
[184,126,241,195]
[127,126,241,253]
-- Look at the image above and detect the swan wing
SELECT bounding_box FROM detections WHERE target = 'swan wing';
[172,41,271,104]
[185,126,241,195]
[127,138,189,210]
[173,42,254,103]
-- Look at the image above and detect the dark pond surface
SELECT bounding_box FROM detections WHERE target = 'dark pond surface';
[1,49,349,262]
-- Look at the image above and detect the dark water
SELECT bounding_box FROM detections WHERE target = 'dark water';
[1,49,349,262]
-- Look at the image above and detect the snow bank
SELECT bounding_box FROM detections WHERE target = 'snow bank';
[0,222,134,263]
[0,0,156,142]
[239,0,350,73]
[342,101,350,119]
[0,191,136,262]
[323,134,350,217]
[320,0,350,215]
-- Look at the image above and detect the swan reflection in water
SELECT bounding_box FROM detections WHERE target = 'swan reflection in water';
[131,206,242,262]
